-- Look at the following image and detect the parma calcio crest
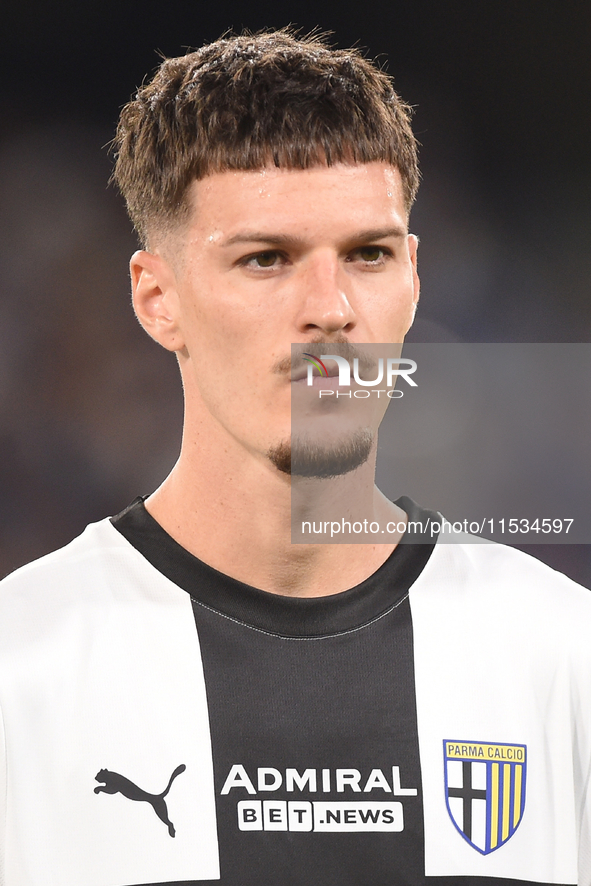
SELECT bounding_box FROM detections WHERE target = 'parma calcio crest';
[443,740,526,855]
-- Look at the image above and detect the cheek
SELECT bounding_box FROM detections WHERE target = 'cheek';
[183,272,274,342]
[373,286,417,339]
[180,285,240,356]
[180,298,266,402]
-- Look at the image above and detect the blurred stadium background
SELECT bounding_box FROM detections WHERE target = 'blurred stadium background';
[1,0,590,582]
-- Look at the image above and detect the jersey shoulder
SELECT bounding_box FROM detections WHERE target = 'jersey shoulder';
[0,518,126,594]
[414,535,591,649]
[0,518,178,655]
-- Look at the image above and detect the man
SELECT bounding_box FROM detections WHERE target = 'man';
[0,29,590,886]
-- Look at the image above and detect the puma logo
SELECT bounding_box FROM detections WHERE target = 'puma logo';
[94,764,186,837]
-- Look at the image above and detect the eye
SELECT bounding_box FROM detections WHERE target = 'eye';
[352,246,389,263]
[243,251,283,269]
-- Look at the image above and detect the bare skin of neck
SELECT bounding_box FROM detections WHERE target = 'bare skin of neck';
[145,409,406,599]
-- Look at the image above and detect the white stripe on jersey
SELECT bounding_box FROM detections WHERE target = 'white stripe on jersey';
[0,520,220,885]
[410,539,591,883]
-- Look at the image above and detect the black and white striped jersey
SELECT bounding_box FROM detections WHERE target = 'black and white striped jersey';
[1,497,590,885]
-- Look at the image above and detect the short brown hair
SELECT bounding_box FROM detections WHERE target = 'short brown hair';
[113,29,419,247]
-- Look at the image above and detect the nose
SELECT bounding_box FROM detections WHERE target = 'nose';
[294,250,357,336]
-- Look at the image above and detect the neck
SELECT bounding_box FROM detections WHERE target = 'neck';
[145,412,406,598]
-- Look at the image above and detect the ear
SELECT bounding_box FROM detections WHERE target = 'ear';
[408,234,420,311]
[130,250,185,352]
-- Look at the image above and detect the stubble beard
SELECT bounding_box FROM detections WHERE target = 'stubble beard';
[267,429,374,479]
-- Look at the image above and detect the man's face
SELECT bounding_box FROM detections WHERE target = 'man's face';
[142,161,419,475]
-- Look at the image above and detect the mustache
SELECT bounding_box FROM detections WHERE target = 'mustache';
[274,340,378,377]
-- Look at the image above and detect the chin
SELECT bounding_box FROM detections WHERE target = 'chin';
[267,430,373,479]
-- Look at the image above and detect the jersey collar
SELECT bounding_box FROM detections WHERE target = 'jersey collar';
[111,496,438,638]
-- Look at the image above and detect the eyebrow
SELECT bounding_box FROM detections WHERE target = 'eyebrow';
[348,226,408,241]
[223,232,306,247]
[222,225,408,248]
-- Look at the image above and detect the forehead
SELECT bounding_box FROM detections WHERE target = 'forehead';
[183,162,407,241]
